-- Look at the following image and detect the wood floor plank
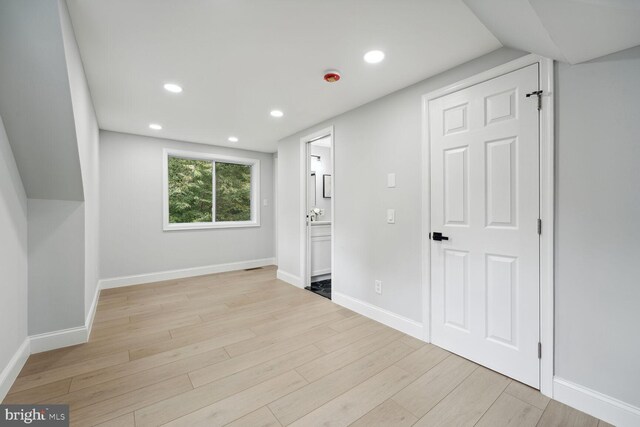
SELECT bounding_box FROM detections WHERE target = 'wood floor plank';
[327,314,369,332]
[94,413,135,427]
[475,392,543,427]
[6,267,604,427]
[129,302,228,324]
[392,354,477,418]
[313,320,387,354]
[91,316,131,330]
[189,326,335,388]
[90,315,202,344]
[399,335,427,350]
[10,352,130,394]
[249,309,347,337]
[224,310,347,358]
[3,378,71,404]
[90,313,202,341]
[68,330,249,391]
[134,345,323,427]
[70,375,192,426]
[20,331,171,377]
[288,365,414,427]
[92,301,164,323]
[226,406,282,427]
[296,328,402,383]
[393,343,450,378]
[163,371,307,427]
[169,311,279,341]
[537,400,600,427]
[47,348,229,411]
[412,366,510,427]
[504,380,550,410]
[128,328,255,361]
[350,399,417,427]
[269,340,415,425]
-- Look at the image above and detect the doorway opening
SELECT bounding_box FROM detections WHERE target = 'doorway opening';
[300,127,334,299]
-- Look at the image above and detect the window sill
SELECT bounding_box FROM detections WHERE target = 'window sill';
[163,221,260,231]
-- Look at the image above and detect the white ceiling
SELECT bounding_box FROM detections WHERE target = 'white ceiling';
[66,0,501,153]
[464,0,640,64]
[311,136,331,148]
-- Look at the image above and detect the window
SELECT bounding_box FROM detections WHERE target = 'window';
[163,149,260,230]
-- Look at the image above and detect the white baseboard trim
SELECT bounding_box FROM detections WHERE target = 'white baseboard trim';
[29,326,88,354]
[0,338,30,401]
[332,292,424,340]
[276,269,304,288]
[85,283,101,340]
[99,258,277,290]
[554,377,640,427]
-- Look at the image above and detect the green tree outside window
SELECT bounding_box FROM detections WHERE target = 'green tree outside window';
[168,156,252,224]
[216,162,252,222]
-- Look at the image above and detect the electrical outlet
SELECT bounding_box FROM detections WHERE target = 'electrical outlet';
[375,280,382,294]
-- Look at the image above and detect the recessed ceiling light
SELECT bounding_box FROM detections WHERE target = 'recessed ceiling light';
[163,83,183,93]
[228,136,239,142]
[270,110,284,118]
[149,123,162,130]
[364,50,385,64]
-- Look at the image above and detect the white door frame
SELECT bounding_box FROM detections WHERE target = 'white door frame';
[421,54,554,397]
[300,126,335,289]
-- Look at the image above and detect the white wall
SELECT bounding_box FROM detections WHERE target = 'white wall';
[0,0,84,201]
[555,46,640,408]
[0,117,28,397]
[58,0,101,320]
[277,48,527,321]
[278,45,640,417]
[0,0,96,339]
[100,131,275,280]
[27,199,85,335]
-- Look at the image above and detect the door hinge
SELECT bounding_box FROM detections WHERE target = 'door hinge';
[538,342,542,359]
[526,90,543,110]
[537,219,542,235]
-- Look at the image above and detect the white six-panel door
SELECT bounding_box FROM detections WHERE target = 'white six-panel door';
[429,64,540,387]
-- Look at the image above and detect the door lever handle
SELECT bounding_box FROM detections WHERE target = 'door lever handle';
[430,232,449,241]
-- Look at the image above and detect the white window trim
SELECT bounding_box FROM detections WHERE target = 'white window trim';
[163,148,260,231]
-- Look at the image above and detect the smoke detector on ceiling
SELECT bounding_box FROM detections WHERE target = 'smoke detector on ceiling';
[323,70,341,83]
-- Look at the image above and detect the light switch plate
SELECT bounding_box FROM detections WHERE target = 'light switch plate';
[387,209,395,224]
[387,173,396,188]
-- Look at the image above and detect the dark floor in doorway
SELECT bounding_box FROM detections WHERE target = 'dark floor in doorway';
[305,279,331,300]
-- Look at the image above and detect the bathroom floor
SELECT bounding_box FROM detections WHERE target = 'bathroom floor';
[306,279,331,299]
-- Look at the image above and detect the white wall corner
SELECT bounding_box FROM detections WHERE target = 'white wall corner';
[276,269,304,288]
[332,292,424,340]
[553,377,640,427]
[0,338,30,401]
[85,281,101,340]
[99,258,276,290]
[29,326,88,354]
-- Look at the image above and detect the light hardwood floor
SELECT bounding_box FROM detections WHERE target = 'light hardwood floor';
[4,266,610,426]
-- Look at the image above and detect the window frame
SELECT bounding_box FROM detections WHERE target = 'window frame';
[162,148,260,231]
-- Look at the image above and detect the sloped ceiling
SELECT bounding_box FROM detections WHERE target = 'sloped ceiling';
[464,0,640,64]
[0,0,84,201]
